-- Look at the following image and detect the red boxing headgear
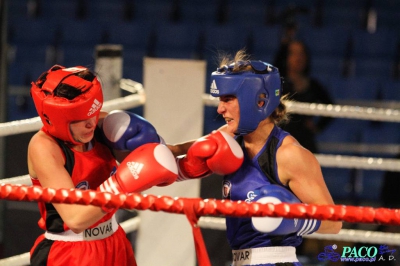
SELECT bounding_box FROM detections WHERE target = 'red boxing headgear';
[31,65,103,145]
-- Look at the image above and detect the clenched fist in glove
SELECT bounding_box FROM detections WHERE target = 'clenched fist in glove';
[102,110,164,151]
[176,131,243,181]
[251,184,321,236]
[99,143,178,194]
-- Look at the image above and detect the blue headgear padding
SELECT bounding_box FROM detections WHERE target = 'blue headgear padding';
[210,60,282,135]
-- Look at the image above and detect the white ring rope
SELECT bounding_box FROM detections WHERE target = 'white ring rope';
[0,93,145,137]
[319,142,400,156]
[1,175,31,185]
[315,154,400,171]
[197,217,400,246]
[203,94,400,122]
[286,101,400,122]
[0,253,29,266]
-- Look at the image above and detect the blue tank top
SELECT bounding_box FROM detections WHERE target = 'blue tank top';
[222,125,303,249]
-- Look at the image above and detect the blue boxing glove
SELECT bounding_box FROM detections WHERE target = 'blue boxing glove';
[102,110,164,151]
[251,184,321,236]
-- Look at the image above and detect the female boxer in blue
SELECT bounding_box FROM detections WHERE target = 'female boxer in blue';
[170,50,342,265]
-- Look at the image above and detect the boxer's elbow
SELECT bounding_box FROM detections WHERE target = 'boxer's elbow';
[55,204,106,234]
[331,221,343,234]
[317,220,342,234]
[62,213,100,234]
[66,220,87,234]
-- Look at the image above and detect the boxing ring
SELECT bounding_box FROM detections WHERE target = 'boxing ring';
[0,88,400,265]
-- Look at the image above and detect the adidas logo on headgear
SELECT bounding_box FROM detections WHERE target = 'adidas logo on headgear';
[210,80,219,94]
[87,98,102,116]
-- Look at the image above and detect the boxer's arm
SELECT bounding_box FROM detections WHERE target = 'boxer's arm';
[277,136,342,234]
[167,140,196,157]
[28,132,106,233]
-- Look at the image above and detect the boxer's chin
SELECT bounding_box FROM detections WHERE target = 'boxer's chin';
[73,133,93,145]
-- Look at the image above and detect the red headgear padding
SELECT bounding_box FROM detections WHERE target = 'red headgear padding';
[31,65,103,145]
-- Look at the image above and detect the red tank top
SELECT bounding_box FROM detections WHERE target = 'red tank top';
[31,128,118,232]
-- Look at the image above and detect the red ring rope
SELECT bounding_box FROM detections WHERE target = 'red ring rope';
[2,183,400,266]
[2,183,400,225]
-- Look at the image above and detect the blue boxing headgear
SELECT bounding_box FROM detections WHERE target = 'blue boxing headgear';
[210,60,282,135]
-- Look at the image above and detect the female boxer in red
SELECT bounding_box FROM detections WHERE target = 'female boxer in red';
[28,65,178,266]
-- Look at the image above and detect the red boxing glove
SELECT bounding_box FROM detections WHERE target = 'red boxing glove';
[176,131,243,181]
[99,143,178,194]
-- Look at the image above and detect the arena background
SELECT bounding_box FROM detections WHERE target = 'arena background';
[1,0,400,265]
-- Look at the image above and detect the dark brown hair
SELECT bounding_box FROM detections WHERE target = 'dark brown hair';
[36,67,96,100]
